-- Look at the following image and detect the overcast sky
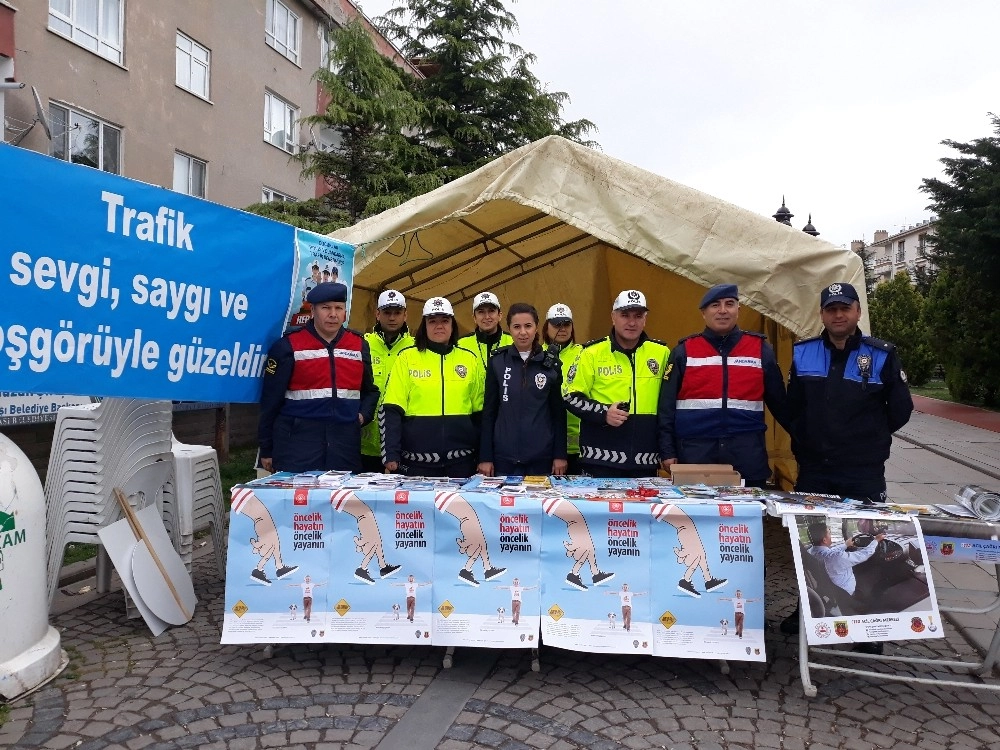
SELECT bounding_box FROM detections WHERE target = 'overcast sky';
[357,1,1000,248]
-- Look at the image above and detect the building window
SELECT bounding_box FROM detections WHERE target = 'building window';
[320,25,339,71]
[48,0,124,65]
[265,0,300,65]
[896,239,905,262]
[264,91,298,153]
[917,233,928,257]
[173,152,206,198]
[49,103,121,174]
[176,32,210,99]
[262,187,297,203]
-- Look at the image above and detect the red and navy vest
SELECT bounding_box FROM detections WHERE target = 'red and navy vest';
[675,334,766,438]
[282,327,364,423]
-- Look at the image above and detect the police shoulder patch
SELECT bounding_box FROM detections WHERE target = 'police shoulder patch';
[862,335,895,351]
[662,362,673,381]
[264,357,278,375]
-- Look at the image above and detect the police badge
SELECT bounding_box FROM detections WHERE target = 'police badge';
[567,364,577,383]
[455,364,467,378]
[534,373,547,389]
[647,358,659,375]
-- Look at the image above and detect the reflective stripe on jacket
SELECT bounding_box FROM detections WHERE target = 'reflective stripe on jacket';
[675,334,765,438]
[283,327,363,422]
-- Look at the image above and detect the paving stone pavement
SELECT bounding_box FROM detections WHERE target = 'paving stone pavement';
[3,513,1000,750]
[4,409,1000,749]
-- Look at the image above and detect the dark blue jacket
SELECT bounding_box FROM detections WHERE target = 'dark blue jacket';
[480,345,567,466]
[788,330,913,472]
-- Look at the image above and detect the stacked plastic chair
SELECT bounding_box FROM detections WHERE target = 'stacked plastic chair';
[166,437,227,578]
[43,399,175,603]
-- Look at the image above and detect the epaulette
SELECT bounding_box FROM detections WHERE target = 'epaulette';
[344,327,363,337]
[793,336,822,346]
[861,335,896,352]
[742,331,767,339]
[645,337,670,347]
[581,337,607,349]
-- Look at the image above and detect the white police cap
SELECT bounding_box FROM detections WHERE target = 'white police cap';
[377,289,406,309]
[422,297,455,317]
[612,289,648,311]
[546,303,573,322]
[472,291,500,311]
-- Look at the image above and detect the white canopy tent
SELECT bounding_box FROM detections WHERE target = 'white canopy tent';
[333,135,867,485]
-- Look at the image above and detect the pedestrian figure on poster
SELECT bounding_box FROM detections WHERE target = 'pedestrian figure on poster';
[391,575,430,622]
[331,489,401,585]
[718,589,759,638]
[231,488,299,585]
[652,503,727,597]
[543,497,615,590]
[605,583,646,632]
[495,577,537,626]
[286,574,325,622]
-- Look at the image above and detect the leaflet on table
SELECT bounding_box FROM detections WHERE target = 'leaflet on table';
[222,486,334,644]
[787,513,942,646]
[650,502,766,662]
[540,498,653,656]
[767,493,918,518]
[431,492,542,648]
[325,490,435,646]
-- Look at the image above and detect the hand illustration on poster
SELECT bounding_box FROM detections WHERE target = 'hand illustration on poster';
[222,488,331,644]
[649,502,765,661]
[541,497,615,590]
[651,504,728,597]
[232,488,299,585]
[541,498,652,655]
[330,489,401,584]
[432,493,541,648]
[435,491,506,586]
[324,491,434,646]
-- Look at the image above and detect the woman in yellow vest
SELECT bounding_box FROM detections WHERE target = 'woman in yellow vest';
[381,297,485,477]
[543,302,583,474]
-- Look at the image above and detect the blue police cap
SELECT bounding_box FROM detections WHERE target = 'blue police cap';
[307,282,348,304]
[699,283,739,309]
[820,282,860,307]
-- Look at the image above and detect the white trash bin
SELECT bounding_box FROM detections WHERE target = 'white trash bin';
[0,432,67,700]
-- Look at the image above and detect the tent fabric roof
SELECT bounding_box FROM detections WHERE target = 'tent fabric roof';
[333,135,866,338]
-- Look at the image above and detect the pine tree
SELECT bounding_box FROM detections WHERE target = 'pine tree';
[378,0,598,177]
[299,18,440,222]
[920,115,1000,404]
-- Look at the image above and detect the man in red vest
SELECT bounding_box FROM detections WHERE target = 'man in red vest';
[258,282,379,473]
[657,284,788,487]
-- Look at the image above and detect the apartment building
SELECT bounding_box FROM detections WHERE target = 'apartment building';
[851,219,936,287]
[2,0,420,208]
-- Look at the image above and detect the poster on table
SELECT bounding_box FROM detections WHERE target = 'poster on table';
[649,502,766,662]
[921,517,1000,564]
[431,492,542,649]
[787,513,943,646]
[539,497,653,655]
[222,486,334,644]
[0,144,354,404]
[324,490,435,646]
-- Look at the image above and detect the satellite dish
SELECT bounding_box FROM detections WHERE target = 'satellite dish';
[31,86,52,141]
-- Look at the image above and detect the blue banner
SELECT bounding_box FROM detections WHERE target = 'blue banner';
[0,145,338,403]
